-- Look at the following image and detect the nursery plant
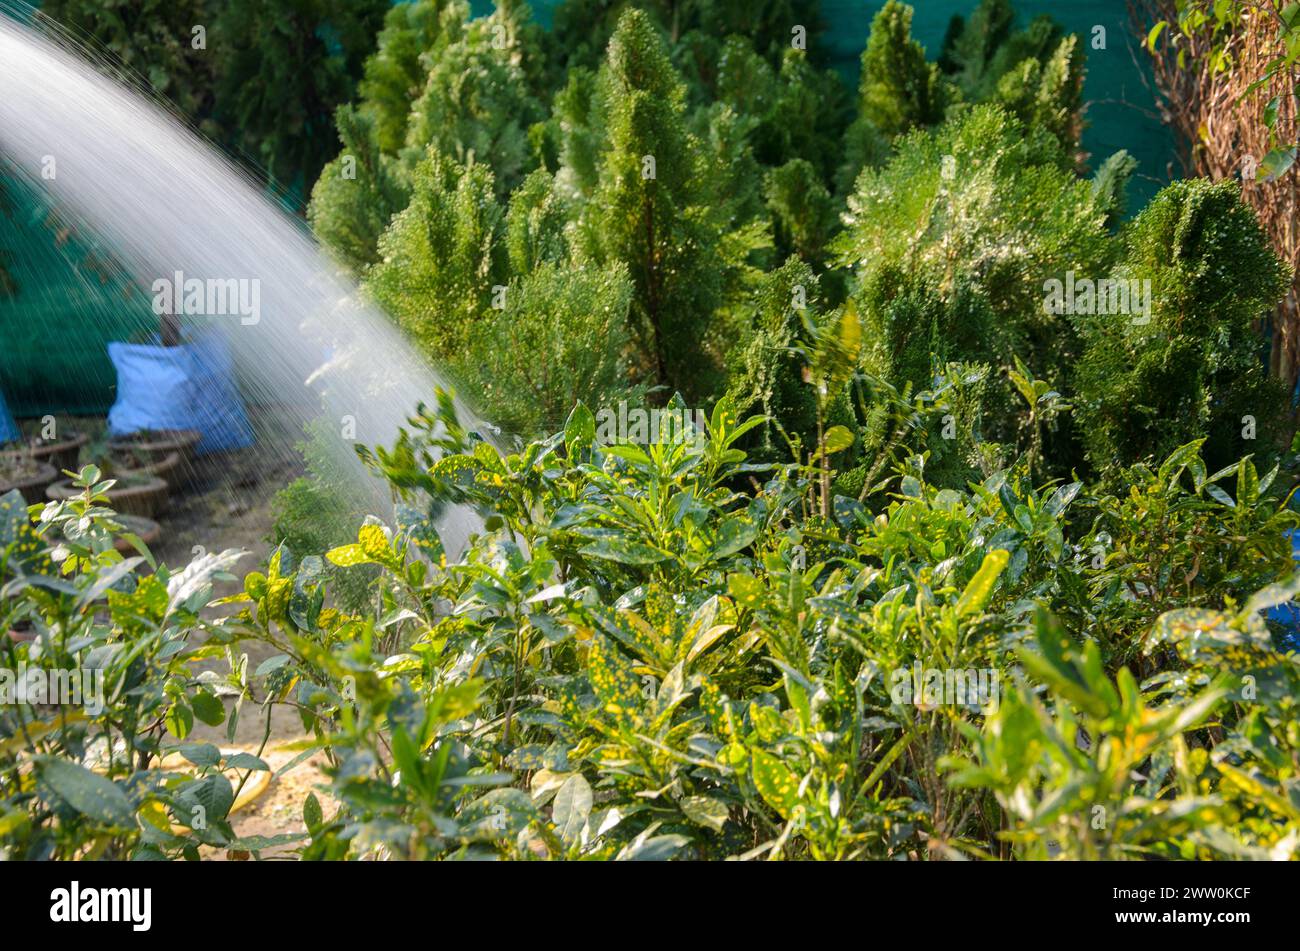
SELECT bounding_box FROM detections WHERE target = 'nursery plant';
[5,379,1299,860]
[5,0,1300,870]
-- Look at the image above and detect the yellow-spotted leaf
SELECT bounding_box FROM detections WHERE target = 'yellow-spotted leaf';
[751,749,800,820]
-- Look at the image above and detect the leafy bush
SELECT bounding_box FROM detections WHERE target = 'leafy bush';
[4,383,1299,860]
[1073,179,1291,473]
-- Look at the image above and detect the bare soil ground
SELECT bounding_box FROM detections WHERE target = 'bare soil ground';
[145,409,336,859]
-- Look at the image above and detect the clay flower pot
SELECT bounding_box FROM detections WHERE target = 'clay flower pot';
[0,460,58,505]
[109,429,201,488]
[112,514,162,554]
[46,471,170,518]
[107,429,200,466]
[28,430,89,473]
[110,450,183,488]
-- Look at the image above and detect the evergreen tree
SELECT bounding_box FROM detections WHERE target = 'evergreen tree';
[212,0,387,195]
[855,1,950,140]
[765,159,835,264]
[467,260,636,436]
[308,106,411,278]
[355,0,448,156]
[714,41,851,187]
[41,0,218,134]
[400,1,545,199]
[549,0,827,75]
[943,0,1015,92]
[834,105,1115,473]
[992,30,1084,158]
[364,148,505,361]
[1073,180,1289,472]
[727,257,823,450]
[580,8,724,398]
[1092,150,1139,229]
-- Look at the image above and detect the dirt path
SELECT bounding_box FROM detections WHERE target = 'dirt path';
[148,410,336,859]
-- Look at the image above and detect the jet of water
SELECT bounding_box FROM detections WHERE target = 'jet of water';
[0,6,485,554]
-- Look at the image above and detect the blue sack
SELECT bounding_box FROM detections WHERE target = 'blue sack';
[1265,529,1300,653]
[107,334,253,455]
[0,389,19,443]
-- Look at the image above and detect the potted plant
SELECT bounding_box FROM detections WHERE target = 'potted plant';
[44,455,170,518]
[107,427,200,483]
[0,448,58,505]
[112,513,163,555]
[25,424,90,472]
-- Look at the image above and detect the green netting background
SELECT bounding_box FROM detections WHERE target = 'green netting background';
[0,0,1175,418]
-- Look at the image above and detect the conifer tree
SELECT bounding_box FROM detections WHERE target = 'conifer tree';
[308,107,411,278]
[364,149,505,361]
[355,0,448,156]
[212,0,387,194]
[1073,180,1289,472]
[41,0,218,134]
[400,2,545,199]
[855,1,950,140]
[581,9,723,398]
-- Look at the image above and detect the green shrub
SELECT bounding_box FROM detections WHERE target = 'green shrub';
[1072,179,1291,473]
[269,417,376,613]
[854,0,951,140]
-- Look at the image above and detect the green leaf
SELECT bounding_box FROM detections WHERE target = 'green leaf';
[712,518,758,560]
[177,742,222,768]
[579,538,669,565]
[191,691,226,727]
[751,749,800,820]
[617,833,690,861]
[728,573,766,608]
[587,635,644,726]
[1147,20,1168,52]
[1243,572,1300,617]
[165,701,194,740]
[680,795,729,832]
[955,549,1010,618]
[36,758,135,828]
[1157,439,1206,489]
[552,773,592,846]
[1237,457,1259,508]
[821,425,854,455]
[1260,146,1297,182]
[225,753,270,772]
[325,543,371,567]
[564,401,596,460]
[303,793,323,833]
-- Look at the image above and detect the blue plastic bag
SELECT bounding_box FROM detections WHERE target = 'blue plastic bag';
[107,334,253,454]
[0,390,19,443]
[1265,529,1300,653]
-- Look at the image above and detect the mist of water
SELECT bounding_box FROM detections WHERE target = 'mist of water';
[0,7,483,554]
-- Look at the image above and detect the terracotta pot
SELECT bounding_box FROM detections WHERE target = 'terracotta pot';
[109,430,201,488]
[46,472,170,518]
[111,450,182,487]
[107,429,200,466]
[112,514,162,554]
[0,461,59,505]
[29,430,89,473]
